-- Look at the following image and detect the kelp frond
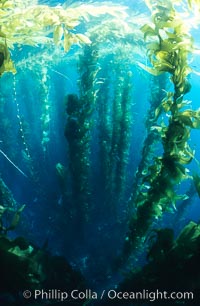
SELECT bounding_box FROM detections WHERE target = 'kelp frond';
[0,0,128,75]
[0,1,128,49]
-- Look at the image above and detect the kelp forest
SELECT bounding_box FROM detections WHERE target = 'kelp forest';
[1,0,200,305]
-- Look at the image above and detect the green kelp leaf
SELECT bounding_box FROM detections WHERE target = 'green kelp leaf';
[63,29,73,52]
[137,61,163,76]
[154,60,175,73]
[53,25,64,45]
[8,245,34,257]
[193,119,200,129]
[76,33,92,45]
[140,24,157,40]
[176,221,199,245]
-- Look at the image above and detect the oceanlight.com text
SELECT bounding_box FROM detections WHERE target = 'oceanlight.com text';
[107,289,194,302]
[23,289,194,302]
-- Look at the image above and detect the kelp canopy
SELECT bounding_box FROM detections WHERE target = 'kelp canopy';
[0,0,129,75]
[0,0,200,70]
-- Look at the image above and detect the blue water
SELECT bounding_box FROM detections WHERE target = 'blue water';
[1,1,200,304]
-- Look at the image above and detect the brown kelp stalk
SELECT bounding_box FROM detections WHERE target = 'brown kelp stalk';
[109,64,126,209]
[96,67,112,210]
[65,42,99,226]
[38,66,52,153]
[97,57,133,216]
[113,67,133,207]
[129,74,167,210]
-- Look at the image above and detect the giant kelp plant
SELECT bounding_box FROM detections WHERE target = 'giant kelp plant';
[64,42,100,228]
[124,0,200,259]
[129,74,167,212]
[94,54,134,217]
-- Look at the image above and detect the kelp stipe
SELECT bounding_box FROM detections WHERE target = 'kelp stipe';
[13,75,31,160]
[39,66,52,153]
[129,74,167,211]
[65,42,99,230]
[97,61,133,216]
[96,69,112,211]
[110,63,133,209]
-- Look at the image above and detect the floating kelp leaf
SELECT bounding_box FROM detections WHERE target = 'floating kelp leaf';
[159,19,184,32]
[140,24,157,40]
[63,29,72,52]
[154,60,175,73]
[193,119,200,129]
[173,152,193,165]
[179,143,195,165]
[173,38,194,52]
[8,244,34,258]
[2,57,16,74]
[161,98,173,112]
[165,31,178,39]
[176,221,200,246]
[175,110,195,127]
[173,65,191,80]
[156,50,170,61]
[175,109,200,129]
[174,164,190,181]
[76,33,91,45]
[53,25,64,45]
[137,61,162,76]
